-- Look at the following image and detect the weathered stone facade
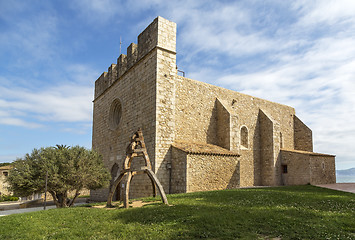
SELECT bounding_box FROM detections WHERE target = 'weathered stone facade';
[91,17,336,201]
[171,141,240,193]
[0,166,11,196]
[280,149,336,185]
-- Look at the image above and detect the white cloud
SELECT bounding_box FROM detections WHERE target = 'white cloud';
[167,1,355,169]
[0,1,100,133]
[294,0,355,27]
[170,1,276,59]
[0,62,98,129]
[0,83,93,125]
[0,117,43,129]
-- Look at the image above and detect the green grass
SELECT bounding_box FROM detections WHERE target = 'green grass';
[78,195,90,198]
[1,185,354,239]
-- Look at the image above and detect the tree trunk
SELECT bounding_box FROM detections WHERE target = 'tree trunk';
[49,190,79,208]
[68,189,80,207]
[49,191,61,208]
[50,191,68,208]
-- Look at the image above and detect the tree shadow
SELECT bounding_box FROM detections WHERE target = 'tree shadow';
[108,187,353,239]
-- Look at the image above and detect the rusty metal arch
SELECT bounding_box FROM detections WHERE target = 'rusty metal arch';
[107,128,168,208]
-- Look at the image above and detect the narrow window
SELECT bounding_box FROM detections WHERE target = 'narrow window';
[241,126,248,148]
[280,132,283,148]
[3,171,8,177]
[282,165,288,174]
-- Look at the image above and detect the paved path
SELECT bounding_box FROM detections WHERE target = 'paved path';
[0,205,57,217]
[0,199,88,217]
[316,183,355,194]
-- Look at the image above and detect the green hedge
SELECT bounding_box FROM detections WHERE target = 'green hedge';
[0,195,19,202]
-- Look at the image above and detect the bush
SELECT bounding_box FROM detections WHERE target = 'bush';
[0,194,19,202]
[7,145,110,208]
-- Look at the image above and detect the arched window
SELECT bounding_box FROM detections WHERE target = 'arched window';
[110,163,120,201]
[109,98,122,130]
[111,163,119,181]
[241,126,248,148]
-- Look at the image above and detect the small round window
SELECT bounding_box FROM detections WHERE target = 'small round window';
[109,99,122,130]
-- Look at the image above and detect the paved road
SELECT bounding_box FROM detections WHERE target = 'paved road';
[0,205,57,217]
[316,183,355,194]
[0,199,88,217]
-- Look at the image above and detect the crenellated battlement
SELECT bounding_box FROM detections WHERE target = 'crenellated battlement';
[94,16,177,99]
[127,43,138,69]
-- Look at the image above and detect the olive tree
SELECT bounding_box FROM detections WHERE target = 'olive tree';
[7,146,110,208]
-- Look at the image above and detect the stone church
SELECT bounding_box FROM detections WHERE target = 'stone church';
[90,17,336,201]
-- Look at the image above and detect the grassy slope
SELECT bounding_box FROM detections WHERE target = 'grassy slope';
[0,185,354,240]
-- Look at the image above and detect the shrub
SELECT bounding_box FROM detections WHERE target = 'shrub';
[0,194,19,202]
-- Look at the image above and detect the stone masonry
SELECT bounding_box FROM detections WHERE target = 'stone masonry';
[0,165,11,196]
[90,17,336,201]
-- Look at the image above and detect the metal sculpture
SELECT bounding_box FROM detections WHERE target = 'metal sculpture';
[107,128,168,208]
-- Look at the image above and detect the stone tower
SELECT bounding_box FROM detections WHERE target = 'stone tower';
[91,17,177,200]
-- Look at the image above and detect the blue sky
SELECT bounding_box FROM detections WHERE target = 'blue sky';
[0,0,354,170]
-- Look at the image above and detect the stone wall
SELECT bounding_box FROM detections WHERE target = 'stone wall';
[91,17,176,201]
[309,155,336,184]
[280,149,336,185]
[153,18,177,195]
[280,150,311,185]
[259,110,276,186]
[91,48,157,200]
[216,99,237,151]
[0,167,11,195]
[171,147,187,193]
[94,17,174,99]
[174,76,296,187]
[186,154,240,192]
[92,38,157,201]
[171,142,239,193]
[294,115,313,152]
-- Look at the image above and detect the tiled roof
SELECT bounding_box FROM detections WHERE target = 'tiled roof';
[172,141,240,156]
[280,149,336,157]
